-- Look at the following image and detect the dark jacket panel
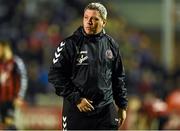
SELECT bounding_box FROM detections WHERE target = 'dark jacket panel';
[48,26,128,109]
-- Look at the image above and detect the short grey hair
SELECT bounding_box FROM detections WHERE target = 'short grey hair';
[84,2,107,20]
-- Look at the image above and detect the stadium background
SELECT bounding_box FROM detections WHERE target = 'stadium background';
[0,0,180,130]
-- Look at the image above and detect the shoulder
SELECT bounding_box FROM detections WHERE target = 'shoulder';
[59,34,80,49]
[104,34,119,49]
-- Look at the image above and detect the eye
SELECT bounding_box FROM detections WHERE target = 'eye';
[84,16,88,19]
[95,18,99,21]
[92,17,99,21]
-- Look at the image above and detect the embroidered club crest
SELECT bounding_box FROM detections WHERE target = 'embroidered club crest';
[105,49,113,59]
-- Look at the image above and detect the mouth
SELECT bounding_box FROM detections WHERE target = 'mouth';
[84,26,95,34]
[85,27,92,30]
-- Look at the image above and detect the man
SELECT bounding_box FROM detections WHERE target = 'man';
[0,41,28,129]
[48,2,128,130]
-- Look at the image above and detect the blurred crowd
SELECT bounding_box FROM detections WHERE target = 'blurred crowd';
[0,0,180,130]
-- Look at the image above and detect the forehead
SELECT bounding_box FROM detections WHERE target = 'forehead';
[84,9,101,17]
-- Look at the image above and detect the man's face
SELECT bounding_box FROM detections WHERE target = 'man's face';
[83,9,106,35]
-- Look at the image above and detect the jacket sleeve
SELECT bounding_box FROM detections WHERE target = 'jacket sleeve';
[48,40,81,105]
[112,47,128,110]
[14,56,28,99]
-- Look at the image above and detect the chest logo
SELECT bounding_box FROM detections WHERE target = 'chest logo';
[77,51,88,65]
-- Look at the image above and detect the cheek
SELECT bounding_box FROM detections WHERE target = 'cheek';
[96,22,104,29]
[83,19,86,25]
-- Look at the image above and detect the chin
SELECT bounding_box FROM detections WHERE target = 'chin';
[85,31,94,35]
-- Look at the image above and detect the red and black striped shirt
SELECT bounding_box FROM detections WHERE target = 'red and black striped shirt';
[0,56,27,103]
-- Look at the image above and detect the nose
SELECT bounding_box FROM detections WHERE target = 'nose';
[87,18,92,25]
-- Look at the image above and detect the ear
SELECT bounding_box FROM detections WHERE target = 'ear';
[102,20,107,27]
